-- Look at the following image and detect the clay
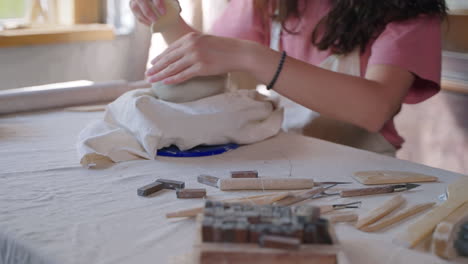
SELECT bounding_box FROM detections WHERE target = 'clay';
[151,75,226,103]
[149,0,227,103]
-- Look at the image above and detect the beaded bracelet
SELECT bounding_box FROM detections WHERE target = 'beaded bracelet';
[267,51,287,90]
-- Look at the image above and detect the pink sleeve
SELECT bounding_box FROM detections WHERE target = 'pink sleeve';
[209,0,267,45]
[368,16,442,104]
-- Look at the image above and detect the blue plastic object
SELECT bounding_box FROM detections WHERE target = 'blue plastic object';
[157,143,239,157]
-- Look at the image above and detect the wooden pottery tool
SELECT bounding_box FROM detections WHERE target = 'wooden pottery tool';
[274,186,332,206]
[197,175,351,191]
[431,202,468,259]
[166,192,291,218]
[218,178,317,190]
[395,177,468,248]
[199,175,311,189]
[361,202,435,232]
[319,201,362,214]
[353,171,438,185]
[356,194,405,229]
[325,212,359,223]
[339,184,420,198]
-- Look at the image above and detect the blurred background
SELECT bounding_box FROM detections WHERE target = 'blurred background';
[0,0,467,174]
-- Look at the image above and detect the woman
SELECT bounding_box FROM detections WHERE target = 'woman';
[130,0,447,156]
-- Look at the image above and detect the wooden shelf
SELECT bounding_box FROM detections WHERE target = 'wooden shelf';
[0,24,115,47]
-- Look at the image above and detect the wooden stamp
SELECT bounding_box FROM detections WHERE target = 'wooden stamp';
[234,222,249,243]
[202,217,214,242]
[231,170,259,178]
[303,224,318,244]
[197,175,220,188]
[259,235,301,250]
[156,179,185,190]
[316,219,333,245]
[295,206,320,224]
[176,188,206,199]
[197,202,341,263]
[137,182,164,197]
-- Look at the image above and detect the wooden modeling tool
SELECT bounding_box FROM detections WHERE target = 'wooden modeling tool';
[339,184,419,198]
[219,178,315,190]
[353,171,438,185]
[166,192,290,218]
[325,213,359,223]
[356,194,405,229]
[395,177,468,248]
[274,187,328,206]
[197,175,350,191]
[431,202,468,259]
[319,201,362,214]
[361,202,435,232]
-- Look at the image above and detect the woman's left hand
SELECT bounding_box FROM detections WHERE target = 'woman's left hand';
[146,32,250,84]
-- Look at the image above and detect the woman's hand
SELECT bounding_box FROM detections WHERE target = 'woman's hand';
[129,0,170,26]
[146,32,253,84]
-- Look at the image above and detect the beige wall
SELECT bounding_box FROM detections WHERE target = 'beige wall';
[0,23,151,90]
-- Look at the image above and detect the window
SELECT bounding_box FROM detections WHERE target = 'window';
[0,0,29,29]
[0,0,118,47]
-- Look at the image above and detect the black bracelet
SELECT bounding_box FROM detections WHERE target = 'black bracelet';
[267,51,287,90]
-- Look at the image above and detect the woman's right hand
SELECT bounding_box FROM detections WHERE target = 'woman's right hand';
[129,0,171,26]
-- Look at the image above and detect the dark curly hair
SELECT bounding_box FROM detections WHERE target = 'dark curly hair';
[254,0,448,54]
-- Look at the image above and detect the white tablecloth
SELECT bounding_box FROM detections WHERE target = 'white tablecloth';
[0,110,465,264]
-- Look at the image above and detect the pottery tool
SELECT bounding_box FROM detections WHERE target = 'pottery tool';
[273,186,335,206]
[339,183,420,198]
[356,194,405,229]
[325,212,359,223]
[353,171,438,185]
[319,201,362,214]
[197,175,351,190]
[361,202,435,232]
[306,184,418,200]
[166,192,291,218]
[395,177,468,248]
[432,202,468,259]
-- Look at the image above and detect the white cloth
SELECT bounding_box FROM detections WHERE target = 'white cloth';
[77,88,283,168]
[0,110,465,264]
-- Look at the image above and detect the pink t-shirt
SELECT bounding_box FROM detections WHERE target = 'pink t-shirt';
[210,0,442,149]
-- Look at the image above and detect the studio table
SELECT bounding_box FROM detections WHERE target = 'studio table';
[0,109,465,264]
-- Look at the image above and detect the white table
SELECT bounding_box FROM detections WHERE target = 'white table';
[0,110,465,264]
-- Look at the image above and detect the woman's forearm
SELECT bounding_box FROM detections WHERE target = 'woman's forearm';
[241,43,412,132]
